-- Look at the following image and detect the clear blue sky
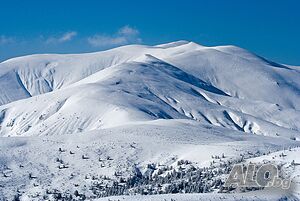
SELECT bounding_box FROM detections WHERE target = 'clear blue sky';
[0,0,299,65]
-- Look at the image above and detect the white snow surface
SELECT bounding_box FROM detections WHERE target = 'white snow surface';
[0,41,300,138]
[0,41,300,200]
[95,190,293,201]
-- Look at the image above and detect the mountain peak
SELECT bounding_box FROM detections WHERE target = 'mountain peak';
[155,40,192,48]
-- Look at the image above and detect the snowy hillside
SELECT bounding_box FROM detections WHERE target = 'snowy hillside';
[0,41,300,200]
[1,41,300,108]
[1,121,300,200]
[0,41,300,138]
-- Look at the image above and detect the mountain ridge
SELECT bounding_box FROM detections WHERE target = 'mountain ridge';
[0,41,299,139]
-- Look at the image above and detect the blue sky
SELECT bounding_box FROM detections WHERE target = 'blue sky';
[0,0,299,65]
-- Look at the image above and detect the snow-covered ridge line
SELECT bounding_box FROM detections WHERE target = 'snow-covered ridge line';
[0,41,295,104]
[0,41,300,138]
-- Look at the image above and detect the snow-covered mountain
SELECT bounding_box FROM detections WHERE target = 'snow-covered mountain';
[0,41,300,200]
[0,41,299,138]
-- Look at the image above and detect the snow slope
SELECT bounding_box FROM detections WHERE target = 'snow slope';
[95,191,294,201]
[1,120,299,200]
[0,41,300,200]
[1,41,299,109]
[0,42,300,139]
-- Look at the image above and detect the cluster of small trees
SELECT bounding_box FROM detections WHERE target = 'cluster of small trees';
[89,161,232,198]
[26,160,232,200]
